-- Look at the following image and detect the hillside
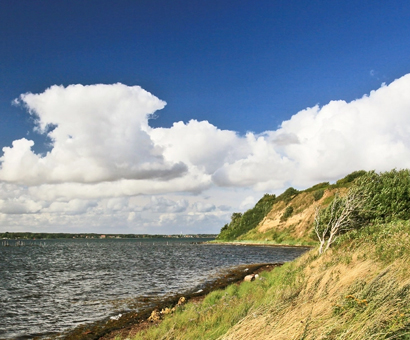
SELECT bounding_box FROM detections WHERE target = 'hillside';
[216,171,366,244]
[113,169,410,339]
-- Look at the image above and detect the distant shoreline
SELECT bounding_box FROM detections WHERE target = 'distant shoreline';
[0,232,217,241]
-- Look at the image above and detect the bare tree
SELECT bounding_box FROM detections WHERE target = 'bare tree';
[314,190,362,255]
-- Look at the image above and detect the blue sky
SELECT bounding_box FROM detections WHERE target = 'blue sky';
[1,1,410,233]
[2,1,410,149]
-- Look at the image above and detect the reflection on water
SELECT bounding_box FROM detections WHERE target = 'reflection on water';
[0,238,308,339]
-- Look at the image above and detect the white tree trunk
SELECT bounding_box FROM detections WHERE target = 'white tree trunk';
[314,190,362,255]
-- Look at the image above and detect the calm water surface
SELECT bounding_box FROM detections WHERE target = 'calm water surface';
[0,238,308,339]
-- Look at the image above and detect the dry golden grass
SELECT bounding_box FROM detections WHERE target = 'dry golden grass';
[123,220,410,340]
[219,246,410,340]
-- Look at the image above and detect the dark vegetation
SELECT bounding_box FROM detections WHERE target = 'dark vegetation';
[280,205,294,222]
[314,169,410,254]
[216,194,276,241]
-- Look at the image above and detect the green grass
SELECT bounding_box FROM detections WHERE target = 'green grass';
[121,219,410,340]
[237,227,316,246]
[123,170,410,339]
[129,262,299,340]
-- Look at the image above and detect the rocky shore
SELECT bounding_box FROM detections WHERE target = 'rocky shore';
[49,263,282,340]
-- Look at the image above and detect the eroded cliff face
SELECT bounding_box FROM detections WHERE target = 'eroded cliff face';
[238,187,348,243]
[219,170,368,243]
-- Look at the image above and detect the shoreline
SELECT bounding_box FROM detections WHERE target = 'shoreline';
[204,240,314,248]
[55,262,283,340]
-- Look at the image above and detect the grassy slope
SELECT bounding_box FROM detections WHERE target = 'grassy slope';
[122,220,410,340]
[115,170,410,339]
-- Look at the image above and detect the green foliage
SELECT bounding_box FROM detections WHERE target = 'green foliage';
[335,170,367,186]
[276,187,299,203]
[128,206,410,340]
[313,192,357,245]
[335,220,410,263]
[304,182,330,193]
[225,284,239,297]
[355,169,410,223]
[217,168,410,246]
[202,290,224,307]
[280,206,294,222]
[231,212,243,221]
[216,194,276,241]
[314,169,410,253]
[220,224,229,232]
[312,189,324,201]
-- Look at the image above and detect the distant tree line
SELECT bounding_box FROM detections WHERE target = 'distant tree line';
[0,232,217,240]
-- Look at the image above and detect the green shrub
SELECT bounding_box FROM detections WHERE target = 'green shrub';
[216,194,276,241]
[276,187,299,204]
[314,169,410,254]
[304,182,330,193]
[312,189,324,201]
[355,169,410,223]
[335,170,367,186]
[280,206,294,222]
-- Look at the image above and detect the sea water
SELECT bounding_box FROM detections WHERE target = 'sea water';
[0,238,308,339]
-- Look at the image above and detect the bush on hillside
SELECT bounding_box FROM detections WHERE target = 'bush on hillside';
[280,206,294,222]
[276,187,299,204]
[217,194,276,241]
[304,182,330,193]
[314,169,410,254]
[355,169,410,223]
[312,189,325,201]
[335,170,366,186]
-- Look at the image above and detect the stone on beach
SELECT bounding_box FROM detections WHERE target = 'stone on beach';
[177,296,186,305]
[110,313,122,321]
[148,310,161,322]
[161,307,173,315]
[244,274,255,282]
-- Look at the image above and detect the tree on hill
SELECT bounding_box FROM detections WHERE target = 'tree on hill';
[314,190,363,254]
[217,194,276,241]
[314,169,410,254]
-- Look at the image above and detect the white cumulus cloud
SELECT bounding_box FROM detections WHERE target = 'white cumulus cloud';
[2,74,410,233]
[0,83,186,185]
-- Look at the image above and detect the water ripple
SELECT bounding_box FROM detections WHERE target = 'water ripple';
[0,238,308,339]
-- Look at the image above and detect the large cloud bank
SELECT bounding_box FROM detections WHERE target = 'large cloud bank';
[1,74,410,232]
[2,84,186,185]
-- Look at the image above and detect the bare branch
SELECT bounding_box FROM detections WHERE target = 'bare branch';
[314,189,362,255]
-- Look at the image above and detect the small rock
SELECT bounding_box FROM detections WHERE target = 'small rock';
[161,307,172,315]
[110,313,122,321]
[244,274,255,282]
[148,310,161,322]
[177,296,186,305]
